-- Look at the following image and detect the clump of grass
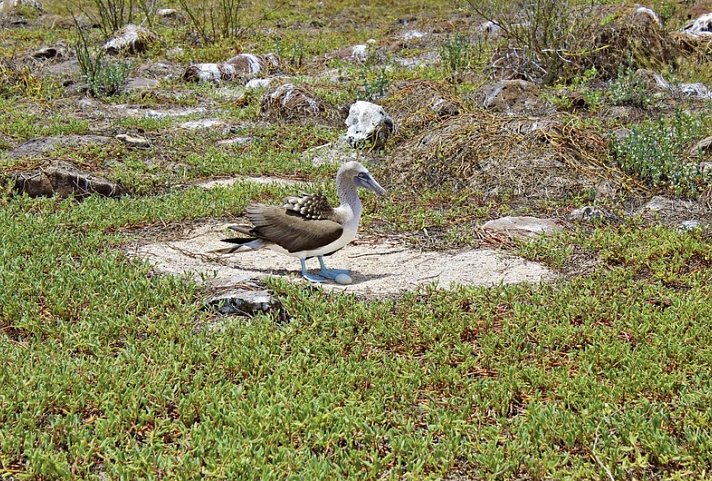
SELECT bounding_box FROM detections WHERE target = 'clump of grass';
[611,110,710,196]
[74,27,130,97]
[609,65,655,109]
[546,67,604,111]
[0,59,62,100]
[356,67,390,101]
[439,33,481,80]
[77,0,158,35]
[177,0,244,43]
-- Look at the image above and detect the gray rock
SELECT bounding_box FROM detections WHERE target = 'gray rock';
[44,59,80,78]
[639,195,704,214]
[690,136,712,156]
[678,220,701,231]
[8,135,112,158]
[217,136,253,146]
[104,24,158,55]
[700,162,712,175]
[180,119,228,130]
[124,77,159,92]
[345,101,395,149]
[10,162,125,198]
[116,133,150,148]
[482,216,562,238]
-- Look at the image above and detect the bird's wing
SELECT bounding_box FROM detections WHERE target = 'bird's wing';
[282,193,338,221]
[246,204,343,253]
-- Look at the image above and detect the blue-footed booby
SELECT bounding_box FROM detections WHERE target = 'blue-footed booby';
[213,161,386,283]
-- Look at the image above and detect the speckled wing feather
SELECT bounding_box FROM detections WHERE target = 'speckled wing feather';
[245,204,343,253]
[282,193,336,221]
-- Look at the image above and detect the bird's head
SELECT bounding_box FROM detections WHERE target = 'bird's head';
[339,161,386,196]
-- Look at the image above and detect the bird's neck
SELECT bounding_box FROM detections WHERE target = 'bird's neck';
[336,176,362,221]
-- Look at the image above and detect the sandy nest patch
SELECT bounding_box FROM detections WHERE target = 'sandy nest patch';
[127,221,556,298]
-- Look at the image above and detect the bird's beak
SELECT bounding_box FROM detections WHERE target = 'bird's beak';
[357,173,387,196]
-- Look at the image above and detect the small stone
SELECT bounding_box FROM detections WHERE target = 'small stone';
[217,136,252,146]
[116,133,150,148]
[245,78,274,89]
[156,8,177,17]
[678,220,701,231]
[180,119,228,130]
[569,206,605,222]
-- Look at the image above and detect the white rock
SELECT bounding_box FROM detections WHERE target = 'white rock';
[345,101,395,149]
[402,30,425,41]
[482,216,562,238]
[678,220,701,231]
[634,6,661,26]
[351,45,369,62]
[116,133,150,148]
[217,136,253,146]
[104,24,157,54]
[682,12,712,38]
[180,119,227,130]
[245,78,274,89]
[156,8,178,17]
[478,20,502,35]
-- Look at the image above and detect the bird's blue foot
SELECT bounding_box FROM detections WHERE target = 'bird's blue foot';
[300,258,328,283]
[317,256,351,279]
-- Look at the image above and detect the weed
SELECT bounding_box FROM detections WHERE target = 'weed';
[611,110,710,196]
[74,26,130,97]
[0,59,62,100]
[177,0,244,43]
[609,65,655,109]
[439,33,481,80]
[356,67,391,101]
[76,0,158,35]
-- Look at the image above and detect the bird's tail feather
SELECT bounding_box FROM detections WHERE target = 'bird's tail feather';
[210,237,266,254]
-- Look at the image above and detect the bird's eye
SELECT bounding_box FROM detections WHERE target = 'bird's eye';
[357,172,369,179]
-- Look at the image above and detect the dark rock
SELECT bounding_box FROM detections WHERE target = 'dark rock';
[30,43,67,60]
[10,162,125,198]
[206,288,288,323]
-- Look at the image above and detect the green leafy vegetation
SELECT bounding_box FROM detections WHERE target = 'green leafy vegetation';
[612,110,710,196]
[1,0,712,478]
